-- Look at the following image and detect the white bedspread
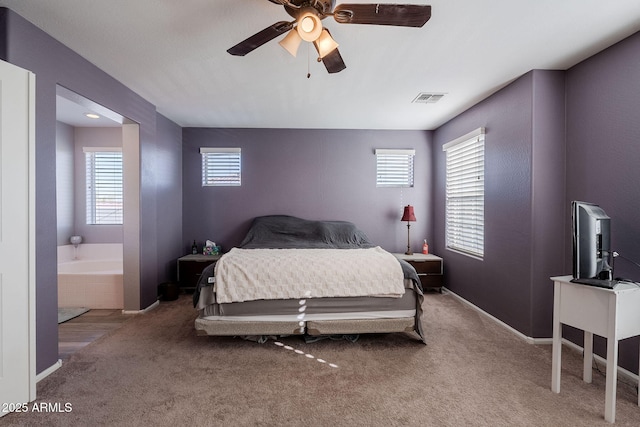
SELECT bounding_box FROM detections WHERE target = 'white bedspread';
[214,247,405,303]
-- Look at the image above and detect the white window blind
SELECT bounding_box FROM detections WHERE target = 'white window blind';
[443,128,485,258]
[84,147,123,225]
[200,147,242,186]
[375,149,415,187]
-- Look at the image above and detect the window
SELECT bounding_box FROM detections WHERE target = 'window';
[84,147,123,225]
[443,128,485,258]
[375,149,415,187]
[201,147,241,186]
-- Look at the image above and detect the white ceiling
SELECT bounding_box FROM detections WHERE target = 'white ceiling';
[56,95,122,127]
[2,0,640,130]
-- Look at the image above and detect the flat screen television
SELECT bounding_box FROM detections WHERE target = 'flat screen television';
[572,201,613,282]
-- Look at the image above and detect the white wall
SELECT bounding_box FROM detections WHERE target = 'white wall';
[73,127,123,244]
[55,122,74,246]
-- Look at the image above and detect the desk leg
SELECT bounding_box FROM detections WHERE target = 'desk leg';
[551,282,562,393]
[583,331,593,384]
[604,296,619,423]
[604,337,618,423]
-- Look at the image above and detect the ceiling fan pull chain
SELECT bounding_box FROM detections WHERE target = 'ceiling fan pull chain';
[307,43,311,78]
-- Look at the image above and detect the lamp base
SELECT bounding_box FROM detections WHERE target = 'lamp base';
[404,221,413,257]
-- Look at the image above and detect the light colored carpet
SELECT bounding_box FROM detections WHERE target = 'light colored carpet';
[7,293,640,426]
[57,308,89,324]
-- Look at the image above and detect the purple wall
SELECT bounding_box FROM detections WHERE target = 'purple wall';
[432,28,640,372]
[156,114,184,283]
[530,70,567,338]
[182,128,432,254]
[432,70,566,338]
[565,31,640,372]
[1,8,182,373]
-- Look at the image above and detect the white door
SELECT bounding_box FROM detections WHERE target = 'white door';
[0,60,36,413]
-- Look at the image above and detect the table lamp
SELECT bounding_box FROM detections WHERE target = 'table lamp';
[401,205,416,255]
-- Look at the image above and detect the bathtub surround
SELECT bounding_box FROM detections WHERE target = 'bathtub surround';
[57,244,123,309]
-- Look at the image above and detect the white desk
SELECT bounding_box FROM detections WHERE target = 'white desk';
[551,275,640,423]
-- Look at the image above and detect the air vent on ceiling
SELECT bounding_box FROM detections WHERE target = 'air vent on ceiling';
[412,93,445,104]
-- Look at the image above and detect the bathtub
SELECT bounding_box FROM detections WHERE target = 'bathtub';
[58,243,124,309]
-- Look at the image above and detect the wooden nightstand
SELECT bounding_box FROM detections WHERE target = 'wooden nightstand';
[177,254,221,291]
[394,253,444,292]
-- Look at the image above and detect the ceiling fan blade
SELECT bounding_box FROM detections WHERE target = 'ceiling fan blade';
[227,21,294,56]
[333,4,432,28]
[319,47,346,74]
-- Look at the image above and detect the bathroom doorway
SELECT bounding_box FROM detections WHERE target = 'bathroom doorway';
[55,86,141,317]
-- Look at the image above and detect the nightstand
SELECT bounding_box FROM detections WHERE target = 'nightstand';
[394,253,444,292]
[177,254,221,291]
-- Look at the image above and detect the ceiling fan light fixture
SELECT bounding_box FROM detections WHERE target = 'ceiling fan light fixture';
[279,28,302,57]
[296,11,322,42]
[314,29,339,59]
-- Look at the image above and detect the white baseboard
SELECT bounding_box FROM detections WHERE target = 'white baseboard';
[443,288,639,384]
[36,359,62,383]
[444,288,552,345]
[122,299,159,315]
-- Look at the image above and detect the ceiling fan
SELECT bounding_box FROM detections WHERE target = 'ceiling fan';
[227,1,432,74]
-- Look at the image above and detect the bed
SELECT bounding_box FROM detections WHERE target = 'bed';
[193,215,425,343]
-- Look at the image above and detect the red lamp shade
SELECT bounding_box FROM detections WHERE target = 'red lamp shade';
[401,205,416,222]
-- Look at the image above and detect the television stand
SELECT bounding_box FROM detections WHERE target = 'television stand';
[551,275,640,423]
